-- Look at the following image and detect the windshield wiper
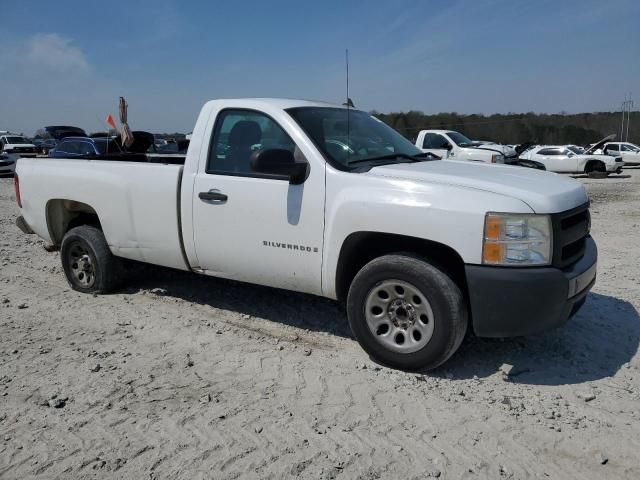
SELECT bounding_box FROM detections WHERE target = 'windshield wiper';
[347,153,429,166]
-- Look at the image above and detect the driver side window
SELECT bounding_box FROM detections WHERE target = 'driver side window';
[207,109,296,175]
[423,133,450,149]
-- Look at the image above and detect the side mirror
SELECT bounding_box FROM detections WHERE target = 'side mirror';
[250,148,309,185]
[444,143,453,150]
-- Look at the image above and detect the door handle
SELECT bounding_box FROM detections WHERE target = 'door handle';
[199,190,228,202]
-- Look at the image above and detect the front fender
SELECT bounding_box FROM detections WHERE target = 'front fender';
[321,169,533,298]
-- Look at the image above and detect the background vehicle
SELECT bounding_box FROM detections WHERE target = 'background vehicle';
[14,98,596,371]
[0,135,37,157]
[33,138,58,155]
[598,142,640,166]
[0,152,18,176]
[520,143,623,176]
[416,130,518,164]
[44,125,88,139]
[49,137,122,158]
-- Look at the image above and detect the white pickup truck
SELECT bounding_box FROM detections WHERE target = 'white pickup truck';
[415,130,519,164]
[0,134,37,157]
[14,98,597,370]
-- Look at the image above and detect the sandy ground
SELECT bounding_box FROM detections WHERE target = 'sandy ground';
[1,168,639,480]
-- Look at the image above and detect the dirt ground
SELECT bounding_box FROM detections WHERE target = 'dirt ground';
[1,168,639,480]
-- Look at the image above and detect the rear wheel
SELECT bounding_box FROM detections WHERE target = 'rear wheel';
[60,225,123,294]
[346,254,467,371]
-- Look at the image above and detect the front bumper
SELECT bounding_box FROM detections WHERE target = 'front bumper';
[465,236,597,337]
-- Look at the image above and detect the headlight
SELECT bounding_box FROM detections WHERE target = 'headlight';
[491,154,504,163]
[482,213,552,266]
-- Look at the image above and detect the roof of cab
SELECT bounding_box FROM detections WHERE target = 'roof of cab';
[203,97,349,110]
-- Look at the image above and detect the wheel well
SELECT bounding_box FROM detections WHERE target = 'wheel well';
[335,232,467,304]
[46,199,101,245]
[584,160,604,173]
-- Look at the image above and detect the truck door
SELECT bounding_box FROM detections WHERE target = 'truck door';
[190,108,325,295]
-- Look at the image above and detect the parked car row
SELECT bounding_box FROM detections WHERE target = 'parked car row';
[3,121,636,180]
[411,129,632,178]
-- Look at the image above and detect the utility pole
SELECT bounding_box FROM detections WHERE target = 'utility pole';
[620,95,633,142]
[626,97,634,142]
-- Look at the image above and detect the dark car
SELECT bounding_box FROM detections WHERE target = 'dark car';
[44,126,88,140]
[33,138,58,155]
[49,137,121,158]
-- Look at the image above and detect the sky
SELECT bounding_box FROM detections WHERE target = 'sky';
[1,0,638,134]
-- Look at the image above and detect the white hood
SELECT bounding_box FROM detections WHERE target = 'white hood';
[369,160,588,213]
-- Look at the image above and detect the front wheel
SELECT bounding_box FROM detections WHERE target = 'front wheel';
[346,254,468,371]
[60,225,123,294]
[585,161,607,178]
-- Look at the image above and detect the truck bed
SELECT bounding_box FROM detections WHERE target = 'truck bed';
[17,157,188,270]
[57,152,186,165]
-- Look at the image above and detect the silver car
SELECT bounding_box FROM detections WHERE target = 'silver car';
[0,153,18,176]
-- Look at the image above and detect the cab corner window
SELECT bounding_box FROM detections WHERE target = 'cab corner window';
[207,109,296,175]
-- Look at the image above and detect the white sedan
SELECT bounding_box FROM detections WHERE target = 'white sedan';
[599,142,640,166]
[520,142,623,177]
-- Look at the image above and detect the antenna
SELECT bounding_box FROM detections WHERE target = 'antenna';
[346,49,349,105]
[346,49,350,161]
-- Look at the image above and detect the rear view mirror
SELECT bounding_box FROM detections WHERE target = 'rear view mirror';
[250,148,309,184]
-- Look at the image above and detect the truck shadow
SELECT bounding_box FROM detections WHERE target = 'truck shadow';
[122,263,352,338]
[123,265,638,384]
[439,292,639,385]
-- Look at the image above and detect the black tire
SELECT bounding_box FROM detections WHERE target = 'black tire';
[346,254,467,371]
[585,161,607,178]
[60,225,123,294]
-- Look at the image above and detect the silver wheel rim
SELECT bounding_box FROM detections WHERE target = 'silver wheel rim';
[364,279,435,353]
[68,243,95,288]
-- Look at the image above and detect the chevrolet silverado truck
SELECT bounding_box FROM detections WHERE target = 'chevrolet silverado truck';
[14,98,597,371]
[415,129,519,164]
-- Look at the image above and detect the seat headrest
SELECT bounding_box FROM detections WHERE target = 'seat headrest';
[228,121,261,147]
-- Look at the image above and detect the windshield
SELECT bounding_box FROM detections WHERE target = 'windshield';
[446,131,473,147]
[4,136,28,144]
[286,107,424,169]
[567,146,583,154]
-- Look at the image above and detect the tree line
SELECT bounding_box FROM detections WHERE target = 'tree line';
[372,110,639,146]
